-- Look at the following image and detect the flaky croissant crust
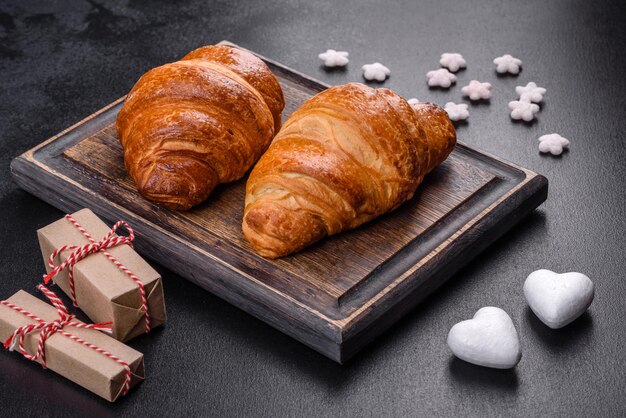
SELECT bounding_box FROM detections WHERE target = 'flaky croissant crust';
[117,45,285,210]
[243,83,456,258]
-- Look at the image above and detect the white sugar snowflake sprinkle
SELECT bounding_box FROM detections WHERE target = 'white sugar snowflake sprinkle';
[462,80,492,100]
[538,133,570,155]
[362,62,391,81]
[440,53,466,72]
[516,82,546,103]
[444,102,469,121]
[426,68,457,88]
[407,98,420,105]
[508,100,539,121]
[318,49,349,67]
[494,54,522,75]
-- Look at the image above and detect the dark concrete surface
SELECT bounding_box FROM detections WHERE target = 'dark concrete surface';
[0,0,625,416]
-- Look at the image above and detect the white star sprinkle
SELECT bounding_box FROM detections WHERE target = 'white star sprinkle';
[444,102,469,121]
[516,82,546,103]
[462,80,492,100]
[440,53,466,72]
[407,98,420,106]
[362,62,391,81]
[538,133,570,155]
[426,68,457,88]
[318,49,349,67]
[508,100,539,121]
[494,54,522,75]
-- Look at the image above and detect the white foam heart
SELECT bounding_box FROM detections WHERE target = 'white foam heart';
[524,269,594,329]
[447,307,521,369]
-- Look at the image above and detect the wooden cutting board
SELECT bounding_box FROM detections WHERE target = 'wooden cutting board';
[10,41,548,363]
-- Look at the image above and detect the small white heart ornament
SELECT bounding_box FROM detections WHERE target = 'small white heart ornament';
[524,269,594,329]
[447,307,521,369]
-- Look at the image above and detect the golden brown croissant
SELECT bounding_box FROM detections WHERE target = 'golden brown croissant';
[116,45,285,210]
[242,83,456,258]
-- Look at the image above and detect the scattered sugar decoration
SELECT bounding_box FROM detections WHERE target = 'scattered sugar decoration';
[516,82,546,103]
[538,133,570,155]
[524,269,594,329]
[426,68,457,88]
[461,80,492,100]
[444,102,469,121]
[318,49,349,67]
[407,98,420,105]
[440,53,466,72]
[494,54,522,75]
[508,99,539,121]
[447,307,522,369]
[362,62,391,81]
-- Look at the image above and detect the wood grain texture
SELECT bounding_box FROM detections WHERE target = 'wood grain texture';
[64,125,492,306]
[10,41,548,363]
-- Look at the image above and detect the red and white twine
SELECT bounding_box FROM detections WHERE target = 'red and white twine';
[43,214,150,333]
[1,284,131,395]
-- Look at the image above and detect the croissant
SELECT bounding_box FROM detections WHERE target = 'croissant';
[116,45,285,210]
[243,83,456,258]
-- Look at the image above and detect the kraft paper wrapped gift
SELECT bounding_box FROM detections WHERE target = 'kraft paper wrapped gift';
[0,289,144,402]
[37,208,166,342]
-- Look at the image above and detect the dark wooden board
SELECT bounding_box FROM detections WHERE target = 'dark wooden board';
[10,41,548,363]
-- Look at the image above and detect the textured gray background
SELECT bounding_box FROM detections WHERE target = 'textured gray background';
[1,0,625,416]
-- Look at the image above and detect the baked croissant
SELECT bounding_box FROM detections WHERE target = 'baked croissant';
[243,83,456,258]
[116,45,285,210]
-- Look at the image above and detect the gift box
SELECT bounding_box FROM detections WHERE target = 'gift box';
[0,287,144,402]
[37,208,166,342]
